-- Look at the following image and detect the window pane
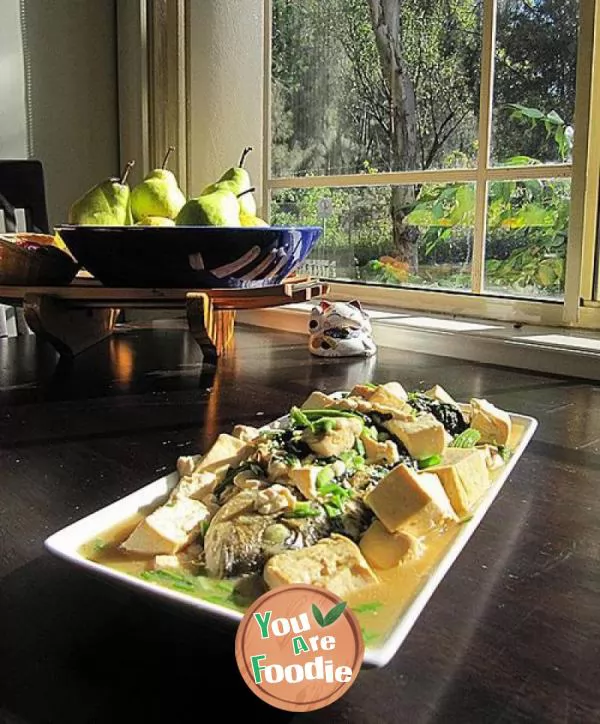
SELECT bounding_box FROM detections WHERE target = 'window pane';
[484,178,570,299]
[492,0,579,166]
[271,0,481,178]
[270,184,473,291]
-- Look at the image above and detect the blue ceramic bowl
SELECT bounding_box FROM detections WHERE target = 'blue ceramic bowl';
[57,225,323,288]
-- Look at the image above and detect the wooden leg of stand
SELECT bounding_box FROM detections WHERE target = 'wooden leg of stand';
[23,293,119,358]
[186,293,236,361]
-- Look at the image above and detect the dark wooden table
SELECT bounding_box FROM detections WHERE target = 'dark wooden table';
[1,325,599,724]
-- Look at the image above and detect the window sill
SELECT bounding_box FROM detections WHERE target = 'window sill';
[237,303,600,381]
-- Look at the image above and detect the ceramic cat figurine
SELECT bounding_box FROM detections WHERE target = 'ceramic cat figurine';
[308,300,376,357]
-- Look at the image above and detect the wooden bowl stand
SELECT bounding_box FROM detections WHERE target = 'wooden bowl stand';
[0,277,328,361]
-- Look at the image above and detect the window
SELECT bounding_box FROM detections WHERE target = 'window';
[267,0,598,320]
[125,0,599,327]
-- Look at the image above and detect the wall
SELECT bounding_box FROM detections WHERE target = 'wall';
[188,0,264,207]
[21,0,120,226]
[0,0,28,158]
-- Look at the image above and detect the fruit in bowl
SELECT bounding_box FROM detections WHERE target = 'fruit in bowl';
[60,146,321,288]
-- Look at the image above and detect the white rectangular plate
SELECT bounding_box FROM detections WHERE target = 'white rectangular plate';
[45,407,537,668]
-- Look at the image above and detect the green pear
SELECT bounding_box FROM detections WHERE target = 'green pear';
[131,147,186,222]
[69,161,135,226]
[135,216,175,227]
[176,189,242,226]
[201,147,257,217]
[240,211,269,227]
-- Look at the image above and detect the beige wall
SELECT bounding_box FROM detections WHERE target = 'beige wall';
[188,0,264,207]
[21,0,120,226]
[0,0,28,158]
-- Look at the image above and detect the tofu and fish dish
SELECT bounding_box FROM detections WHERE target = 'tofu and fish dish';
[85,382,518,643]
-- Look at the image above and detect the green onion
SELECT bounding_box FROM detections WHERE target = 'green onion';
[290,406,314,430]
[362,425,378,440]
[92,538,107,553]
[340,451,365,470]
[418,454,442,469]
[354,437,366,456]
[497,445,512,462]
[312,417,336,434]
[289,502,321,518]
[316,465,335,487]
[360,627,380,644]
[363,382,378,390]
[302,408,363,420]
[352,601,383,613]
[324,502,342,518]
[318,482,353,498]
[451,428,482,448]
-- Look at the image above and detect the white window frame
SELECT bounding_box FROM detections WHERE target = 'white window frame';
[263,0,600,328]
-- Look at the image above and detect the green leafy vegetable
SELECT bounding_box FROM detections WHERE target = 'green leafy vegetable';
[284,453,301,468]
[363,382,378,390]
[139,569,242,611]
[418,454,442,469]
[352,601,383,614]
[451,428,482,448]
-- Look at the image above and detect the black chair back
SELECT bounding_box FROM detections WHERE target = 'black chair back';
[0,160,49,234]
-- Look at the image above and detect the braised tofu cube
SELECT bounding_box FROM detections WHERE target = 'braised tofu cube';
[385,413,446,459]
[361,434,400,466]
[349,384,376,400]
[360,520,422,569]
[365,464,457,536]
[425,384,457,406]
[195,433,251,477]
[300,390,335,410]
[169,470,217,503]
[288,466,320,499]
[153,543,203,575]
[264,534,378,598]
[121,498,210,555]
[381,381,408,401]
[426,448,490,517]
[232,425,260,442]
[369,384,409,412]
[469,398,511,445]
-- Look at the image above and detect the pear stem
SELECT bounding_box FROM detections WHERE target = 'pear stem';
[237,187,256,199]
[120,160,135,185]
[239,146,253,168]
[162,146,175,170]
